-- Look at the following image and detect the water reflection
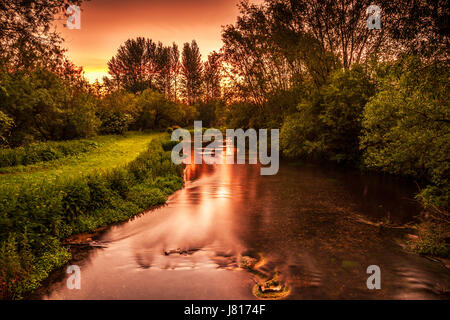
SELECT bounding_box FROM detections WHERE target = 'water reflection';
[37,145,450,300]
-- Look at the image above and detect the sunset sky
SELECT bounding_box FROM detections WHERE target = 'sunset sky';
[57,0,257,83]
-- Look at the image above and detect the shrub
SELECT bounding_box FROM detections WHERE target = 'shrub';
[0,110,14,146]
[409,222,449,258]
[161,139,179,151]
[86,173,115,210]
[98,112,133,135]
[0,139,98,168]
[126,185,166,209]
[61,179,91,220]
[280,65,374,163]
[105,167,134,198]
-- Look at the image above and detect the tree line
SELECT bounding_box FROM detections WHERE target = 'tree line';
[105,38,221,105]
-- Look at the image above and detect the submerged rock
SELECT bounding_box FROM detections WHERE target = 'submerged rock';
[163,248,199,256]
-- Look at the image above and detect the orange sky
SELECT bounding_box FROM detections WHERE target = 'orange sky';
[57,0,256,83]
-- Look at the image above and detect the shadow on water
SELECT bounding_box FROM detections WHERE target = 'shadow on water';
[35,145,450,300]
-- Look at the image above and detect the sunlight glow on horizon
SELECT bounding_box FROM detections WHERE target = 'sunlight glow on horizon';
[83,69,109,83]
[58,0,262,83]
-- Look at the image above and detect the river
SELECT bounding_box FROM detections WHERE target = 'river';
[36,145,450,300]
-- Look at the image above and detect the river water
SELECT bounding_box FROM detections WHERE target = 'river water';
[36,145,450,300]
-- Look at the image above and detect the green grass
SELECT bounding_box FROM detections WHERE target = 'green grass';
[0,132,163,187]
[0,139,99,169]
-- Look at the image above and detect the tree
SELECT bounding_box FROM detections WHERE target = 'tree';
[181,40,203,105]
[280,65,374,162]
[360,57,449,207]
[107,38,181,96]
[0,0,83,70]
[134,89,183,130]
[0,110,14,146]
[203,51,222,102]
[170,43,181,101]
[221,0,449,107]
[107,37,151,93]
[97,90,137,134]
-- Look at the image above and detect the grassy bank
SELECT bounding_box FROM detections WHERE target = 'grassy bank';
[0,132,161,184]
[0,132,184,299]
[0,139,99,169]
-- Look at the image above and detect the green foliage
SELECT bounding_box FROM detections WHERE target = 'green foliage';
[0,139,98,168]
[196,101,218,127]
[97,90,137,134]
[86,172,115,210]
[0,137,184,299]
[134,89,184,130]
[161,139,179,152]
[0,68,100,145]
[105,167,134,198]
[63,92,100,139]
[0,233,71,299]
[223,102,260,129]
[409,222,449,258]
[0,110,14,146]
[318,65,375,161]
[99,112,133,135]
[61,179,91,220]
[281,65,374,162]
[360,57,449,208]
[280,105,324,160]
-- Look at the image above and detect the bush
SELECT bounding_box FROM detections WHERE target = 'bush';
[280,65,374,163]
[161,139,179,151]
[0,110,14,146]
[98,112,133,135]
[134,89,184,130]
[61,179,91,220]
[86,173,115,210]
[105,167,134,198]
[0,139,98,168]
[0,69,101,144]
[360,57,449,208]
[409,222,449,258]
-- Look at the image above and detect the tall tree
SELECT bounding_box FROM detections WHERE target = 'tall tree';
[170,43,181,101]
[181,40,203,105]
[0,0,83,70]
[154,42,172,98]
[107,38,181,95]
[107,37,150,93]
[203,51,222,102]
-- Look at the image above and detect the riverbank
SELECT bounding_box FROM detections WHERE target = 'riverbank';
[0,132,184,299]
